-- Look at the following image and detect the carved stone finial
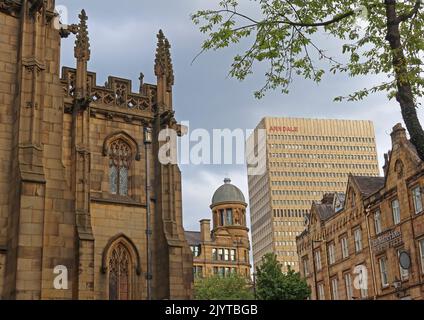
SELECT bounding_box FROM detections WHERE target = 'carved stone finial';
[164,38,175,87]
[154,30,166,77]
[74,9,90,61]
[154,30,174,87]
[139,72,144,93]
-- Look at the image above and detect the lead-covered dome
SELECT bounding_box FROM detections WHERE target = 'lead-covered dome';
[211,178,246,207]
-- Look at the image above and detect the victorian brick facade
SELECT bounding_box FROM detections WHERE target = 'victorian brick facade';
[185,179,251,280]
[297,124,424,300]
[0,1,192,299]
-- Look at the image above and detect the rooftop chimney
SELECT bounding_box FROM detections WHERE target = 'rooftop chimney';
[321,193,335,204]
[383,152,390,176]
[391,123,407,148]
[200,219,211,242]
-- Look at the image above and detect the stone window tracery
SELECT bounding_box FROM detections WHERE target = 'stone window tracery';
[108,242,131,300]
[115,82,127,106]
[109,139,131,196]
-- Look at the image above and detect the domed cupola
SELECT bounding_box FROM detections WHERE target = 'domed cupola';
[210,178,248,230]
[211,178,247,208]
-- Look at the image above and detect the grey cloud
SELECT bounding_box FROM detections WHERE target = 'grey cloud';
[59,0,423,230]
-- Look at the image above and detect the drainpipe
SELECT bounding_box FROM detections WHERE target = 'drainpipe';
[322,237,331,299]
[365,205,378,300]
[144,127,153,300]
[311,240,319,300]
[409,188,423,293]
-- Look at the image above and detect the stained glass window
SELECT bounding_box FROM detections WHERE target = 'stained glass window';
[109,243,131,300]
[109,139,131,195]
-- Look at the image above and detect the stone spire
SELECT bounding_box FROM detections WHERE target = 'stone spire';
[155,30,166,76]
[154,30,174,87]
[164,38,174,87]
[74,9,90,61]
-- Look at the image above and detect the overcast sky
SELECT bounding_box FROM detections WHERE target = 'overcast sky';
[59,0,424,232]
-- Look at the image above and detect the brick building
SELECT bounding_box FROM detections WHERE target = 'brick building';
[185,179,251,280]
[0,1,192,299]
[297,124,424,300]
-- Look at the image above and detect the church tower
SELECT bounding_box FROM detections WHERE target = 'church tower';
[0,1,192,300]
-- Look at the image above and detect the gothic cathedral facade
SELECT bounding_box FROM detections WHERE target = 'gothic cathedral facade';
[0,1,193,299]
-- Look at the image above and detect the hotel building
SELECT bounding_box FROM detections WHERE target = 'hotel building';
[185,179,251,280]
[248,117,380,271]
[297,124,424,300]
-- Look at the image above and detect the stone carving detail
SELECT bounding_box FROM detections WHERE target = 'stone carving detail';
[0,0,22,17]
[395,159,404,178]
[63,70,76,97]
[155,30,174,90]
[61,68,152,113]
[29,0,44,16]
[74,9,90,61]
[22,57,46,75]
[59,24,78,38]
[114,82,127,106]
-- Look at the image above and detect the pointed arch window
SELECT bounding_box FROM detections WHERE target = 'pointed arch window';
[109,139,131,196]
[109,242,131,300]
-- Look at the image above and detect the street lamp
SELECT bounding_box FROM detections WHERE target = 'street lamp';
[144,127,152,144]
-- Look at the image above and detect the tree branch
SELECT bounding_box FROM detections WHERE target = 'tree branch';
[207,9,260,24]
[200,8,356,28]
[280,10,357,27]
[397,0,421,23]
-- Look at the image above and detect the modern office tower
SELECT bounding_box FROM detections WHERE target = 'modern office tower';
[247,117,380,272]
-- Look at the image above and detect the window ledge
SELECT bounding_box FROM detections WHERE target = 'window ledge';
[91,196,146,207]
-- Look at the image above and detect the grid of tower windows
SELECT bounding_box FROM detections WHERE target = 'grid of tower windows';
[267,134,375,143]
[273,209,308,218]
[269,143,376,152]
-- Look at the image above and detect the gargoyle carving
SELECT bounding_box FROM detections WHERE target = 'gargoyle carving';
[160,110,176,126]
[59,23,78,38]
[73,96,92,114]
[0,0,22,17]
[29,0,44,16]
